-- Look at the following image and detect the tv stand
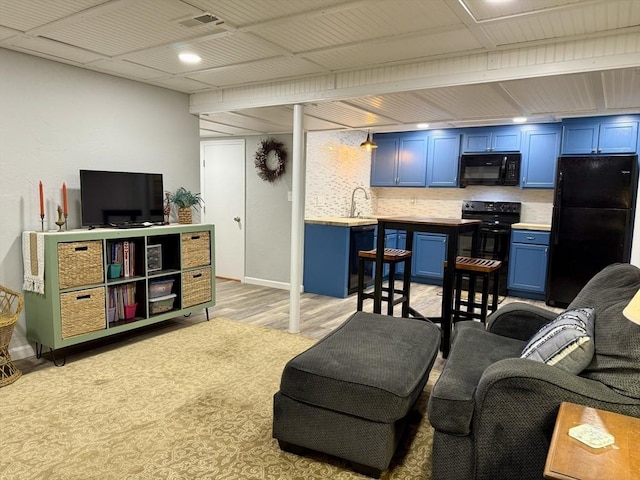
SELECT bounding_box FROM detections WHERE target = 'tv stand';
[23,224,216,363]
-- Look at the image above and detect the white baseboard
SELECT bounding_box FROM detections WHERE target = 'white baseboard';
[244,277,303,292]
[10,343,36,361]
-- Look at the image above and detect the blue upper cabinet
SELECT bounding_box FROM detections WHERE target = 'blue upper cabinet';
[561,117,639,154]
[427,132,461,187]
[461,126,522,153]
[520,124,561,189]
[371,133,427,187]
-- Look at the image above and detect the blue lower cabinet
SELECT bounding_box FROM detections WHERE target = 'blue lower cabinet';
[303,224,351,298]
[412,233,446,283]
[507,230,550,299]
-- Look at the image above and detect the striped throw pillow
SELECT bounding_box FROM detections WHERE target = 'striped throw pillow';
[520,307,595,374]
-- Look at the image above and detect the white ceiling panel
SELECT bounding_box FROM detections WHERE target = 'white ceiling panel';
[304,102,386,128]
[122,32,285,75]
[40,0,207,57]
[6,35,104,63]
[463,0,584,21]
[602,68,640,109]
[345,93,453,124]
[500,74,598,115]
[201,111,286,133]
[415,84,522,120]
[0,0,104,31]
[305,28,480,71]
[192,0,349,26]
[252,0,460,53]
[187,57,325,88]
[152,76,213,92]
[483,1,640,47]
[89,58,167,80]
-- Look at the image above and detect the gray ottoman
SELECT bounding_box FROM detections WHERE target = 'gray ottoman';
[272,311,440,478]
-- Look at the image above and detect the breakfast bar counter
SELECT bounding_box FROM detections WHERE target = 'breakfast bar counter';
[373,217,482,357]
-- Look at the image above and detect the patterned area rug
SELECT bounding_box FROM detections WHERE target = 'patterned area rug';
[0,318,434,479]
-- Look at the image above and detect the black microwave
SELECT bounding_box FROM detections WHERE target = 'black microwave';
[459,153,521,187]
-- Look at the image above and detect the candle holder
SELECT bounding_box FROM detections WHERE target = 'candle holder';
[55,206,66,232]
[64,213,68,231]
[40,213,45,232]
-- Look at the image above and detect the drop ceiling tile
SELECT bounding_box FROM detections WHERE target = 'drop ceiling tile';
[602,68,640,109]
[463,0,583,21]
[152,76,213,93]
[187,57,325,88]
[500,74,597,114]
[6,35,104,63]
[416,84,521,119]
[305,28,480,71]
[347,93,454,124]
[39,0,208,57]
[122,33,285,75]
[0,0,104,31]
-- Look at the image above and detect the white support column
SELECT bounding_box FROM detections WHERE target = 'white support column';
[289,103,305,333]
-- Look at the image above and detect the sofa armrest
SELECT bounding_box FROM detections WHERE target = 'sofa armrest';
[485,302,558,340]
[471,358,640,479]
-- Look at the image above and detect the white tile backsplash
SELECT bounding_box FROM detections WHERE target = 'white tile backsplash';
[305,131,554,223]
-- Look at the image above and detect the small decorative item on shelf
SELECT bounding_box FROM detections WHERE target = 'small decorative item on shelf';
[55,205,65,232]
[39,181,45,232]
[163,192,171,225]
[169,187,204,225]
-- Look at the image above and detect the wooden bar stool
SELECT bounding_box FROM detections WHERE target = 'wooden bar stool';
[357,248,412,316]
[443,256,502,323]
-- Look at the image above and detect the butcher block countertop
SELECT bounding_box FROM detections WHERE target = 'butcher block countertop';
[512,222,551,231]
[305,216,378,227]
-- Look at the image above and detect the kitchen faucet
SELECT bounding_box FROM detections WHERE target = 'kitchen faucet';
[349,187,369,218]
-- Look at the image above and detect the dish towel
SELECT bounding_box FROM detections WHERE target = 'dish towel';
[23,232,45,294]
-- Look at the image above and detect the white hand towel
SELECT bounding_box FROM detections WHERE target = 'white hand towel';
[22,232,45,294]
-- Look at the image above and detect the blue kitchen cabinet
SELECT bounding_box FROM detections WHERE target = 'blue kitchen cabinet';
[371,133,427,187]
[461,126,522,153]
[427,132,461,187]
[508,229,550,300]
[412,233,446,282]
[561,117,638,154]
[303,223,351,298]
[520,125,561,188]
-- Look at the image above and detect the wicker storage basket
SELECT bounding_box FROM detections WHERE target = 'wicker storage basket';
[58,241,104,289]
[182,268,212,308]
[181,231,211,269]
[60,287,106,339]
[178,208,192,225]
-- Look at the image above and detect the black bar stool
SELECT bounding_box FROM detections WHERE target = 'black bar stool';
[443,256,502,323]
[357,248,412,316]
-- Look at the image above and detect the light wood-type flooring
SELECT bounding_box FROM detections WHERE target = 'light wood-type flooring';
[211,278,557,340]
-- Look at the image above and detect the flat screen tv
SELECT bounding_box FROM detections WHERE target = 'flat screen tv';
[80,170,164,227]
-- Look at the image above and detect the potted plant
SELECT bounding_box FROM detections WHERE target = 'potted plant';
[169,187,204,224]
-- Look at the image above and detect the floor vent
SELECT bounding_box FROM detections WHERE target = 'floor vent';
[178,13,223,28]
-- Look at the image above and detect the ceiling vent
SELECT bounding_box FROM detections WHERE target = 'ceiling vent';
[178,13,223,28]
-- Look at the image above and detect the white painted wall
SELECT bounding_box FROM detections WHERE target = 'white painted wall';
[0,49,200,359]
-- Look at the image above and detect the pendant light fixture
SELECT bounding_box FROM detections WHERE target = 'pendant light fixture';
[360,130,377,151]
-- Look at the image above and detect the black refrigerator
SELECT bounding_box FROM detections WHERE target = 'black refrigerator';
[546,155,638,308]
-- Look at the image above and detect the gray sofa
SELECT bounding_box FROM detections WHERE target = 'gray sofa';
[427,263,640,480]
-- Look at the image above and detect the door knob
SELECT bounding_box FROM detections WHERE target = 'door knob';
[234,217,241,222]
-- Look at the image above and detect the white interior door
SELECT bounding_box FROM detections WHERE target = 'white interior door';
[201,139,245,281]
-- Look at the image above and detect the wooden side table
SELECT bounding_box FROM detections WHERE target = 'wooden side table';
[544,402,640,480]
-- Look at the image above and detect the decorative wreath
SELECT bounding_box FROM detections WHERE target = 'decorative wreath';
[255,137,288,182]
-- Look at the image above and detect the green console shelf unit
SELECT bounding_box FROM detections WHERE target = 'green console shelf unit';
[24,224,215,363]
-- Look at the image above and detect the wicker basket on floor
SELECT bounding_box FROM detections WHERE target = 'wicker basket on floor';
[0,285,23,387]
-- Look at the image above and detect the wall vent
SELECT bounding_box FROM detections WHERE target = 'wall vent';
[178,13,223,28]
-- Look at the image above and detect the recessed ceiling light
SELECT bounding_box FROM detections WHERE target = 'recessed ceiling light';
[416,123,430,129]
[513,117,527,123]
[179,53,202,64]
